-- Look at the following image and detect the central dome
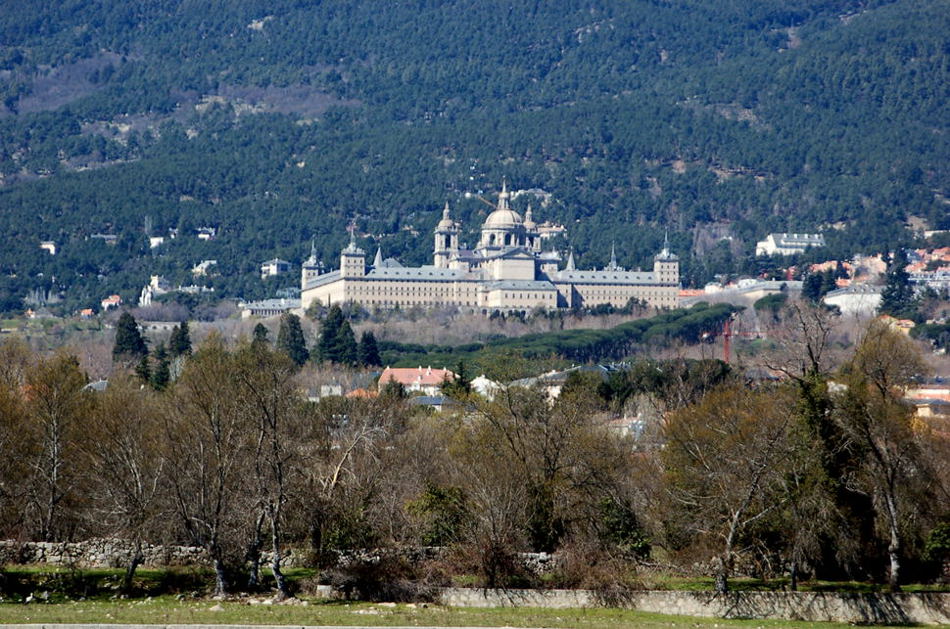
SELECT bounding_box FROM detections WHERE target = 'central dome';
[483,207,523,228]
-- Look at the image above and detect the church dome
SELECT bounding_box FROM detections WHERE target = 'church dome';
[482,179,523,229]
[483,207,523,228]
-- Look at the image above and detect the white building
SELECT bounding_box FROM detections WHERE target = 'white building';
[240,298,300,319]
[302,183,680,313]
[755,233,826,257]
[260,258,292,279]
[822,284,882,316]
[40,241,56,255]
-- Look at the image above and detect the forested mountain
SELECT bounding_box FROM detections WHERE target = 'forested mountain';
[0,0,946,313]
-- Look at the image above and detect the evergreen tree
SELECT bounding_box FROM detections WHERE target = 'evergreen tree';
[820,269,837,296]
[252,322,269,348]
[150,343,170,391]
[801,273,823,303]
[442,360,472,398]
[276,313,309,366]
[879,249,917,319]
[357,331,382,367]
[316,305,345,363]
[336,321,359,366]
[169,320,192,357]
[134,354,151,384]
[113,312,148,361]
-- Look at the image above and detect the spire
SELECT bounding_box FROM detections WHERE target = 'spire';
[525,204,534,224]
[662,229,670,256]
[305,238,318,265]
[609,242,618,270]
[566,249,576,271]
[498,178,510,211]
[373,246,383,268]
[443,201,451,221]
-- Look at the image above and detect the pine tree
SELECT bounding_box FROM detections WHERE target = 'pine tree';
[169,320,192,357]
[134,354,151,384]
[357,331,382,367]
[442,360,472,398]
[113,312,148,361]
[150,343,170,391]
[252,322,269,348]
[336,321,359,366]
[276,313,309,366]
[801,273,823,303]
[879,249,917,319]
[316,305,345,363]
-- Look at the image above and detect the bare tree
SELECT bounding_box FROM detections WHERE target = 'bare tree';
[165,336,251,596]
[834,320,935,590]
[662,385,796,592]
[82,376,166,592]
[24,352,91,541]
[233,343,305,599]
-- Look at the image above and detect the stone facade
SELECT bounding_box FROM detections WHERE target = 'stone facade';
[301,184,680,313]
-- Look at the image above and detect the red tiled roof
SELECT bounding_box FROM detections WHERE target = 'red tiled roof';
[379,366,456,389]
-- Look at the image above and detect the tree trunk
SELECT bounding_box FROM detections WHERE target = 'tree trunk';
[247,510,265,590]
[885,492,901,591]
[212,556,229,598]
[713,555,729,593]
[271,516,290,599]
[789,560,798,592]
[122,540,144,594]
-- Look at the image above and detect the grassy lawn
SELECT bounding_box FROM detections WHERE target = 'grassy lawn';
[0,596,879,628]
[1,565,943,627]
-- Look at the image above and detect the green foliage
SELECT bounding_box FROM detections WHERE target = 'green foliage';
[407,485,469,547]
[0,1,946,312]
[275,312,308,366]
[316,305,357,365]
[168,321,191,357]
[911,322,950,352]
[598,498,651,558]
[150,343,170,391]
[356,331,381,367]
[754,292,789,319]
[924,522,950,563]
[440,360,472,399]
[252,322,269,346]
[381,304,740,377]
[878,249,918,319]
[112,312,147,361]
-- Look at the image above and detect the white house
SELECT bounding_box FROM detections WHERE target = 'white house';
[755,233,825,257]
[260,258,292,279]
[822,284,882,316]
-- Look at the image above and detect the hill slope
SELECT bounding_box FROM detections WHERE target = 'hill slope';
[0,0,946,312]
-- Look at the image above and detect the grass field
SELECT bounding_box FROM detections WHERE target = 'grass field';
[0,596,881,628]
[1,565,942,628]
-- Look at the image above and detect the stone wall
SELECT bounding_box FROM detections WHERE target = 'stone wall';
[438,588,950,625]
[0,539,206,568]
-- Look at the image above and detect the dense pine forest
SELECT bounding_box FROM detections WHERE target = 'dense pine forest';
[0,0,946,313]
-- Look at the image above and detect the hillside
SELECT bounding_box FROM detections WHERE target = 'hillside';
[0,0,946,313]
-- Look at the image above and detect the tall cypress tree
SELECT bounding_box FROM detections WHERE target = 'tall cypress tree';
[879,249,917,319]
[316,305,345,363]
[357,331,382,367]
[276,313,309,366]
[169,320,192,357]
[336,320,359,366]
[150,343,170,391]
[113,312,148,361]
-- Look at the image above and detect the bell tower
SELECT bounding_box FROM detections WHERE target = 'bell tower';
[433,202,460,268]
[340,220,366,278]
